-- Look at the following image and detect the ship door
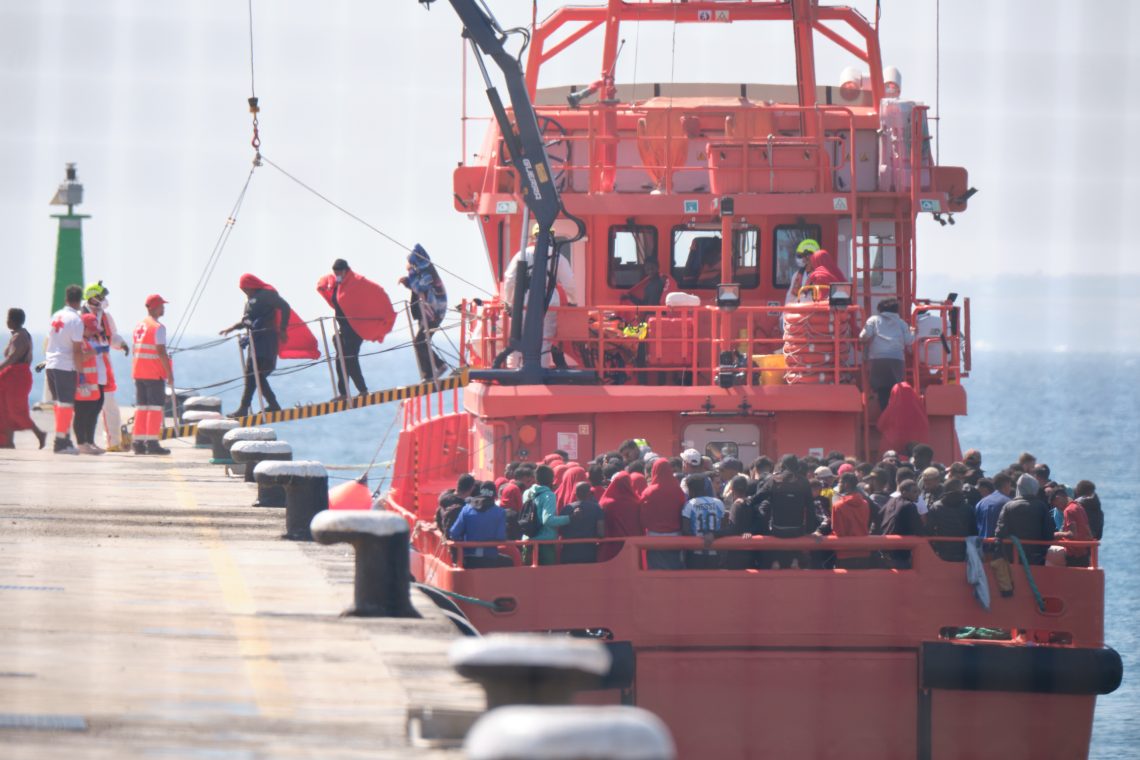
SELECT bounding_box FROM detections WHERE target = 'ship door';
[682,422,760,464]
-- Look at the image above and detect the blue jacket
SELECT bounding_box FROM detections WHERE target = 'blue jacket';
[449,503,507,558]
[975,492,1010,539]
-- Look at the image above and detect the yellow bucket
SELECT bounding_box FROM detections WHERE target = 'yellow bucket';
[752,353,787,385]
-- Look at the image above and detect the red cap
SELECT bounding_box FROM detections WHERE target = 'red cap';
[80,312,98,329]
[837,463,856,475]
[145,294,168,308]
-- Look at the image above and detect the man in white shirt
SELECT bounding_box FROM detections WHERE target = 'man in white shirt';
[501,224,577,368]
[45,285,86,454]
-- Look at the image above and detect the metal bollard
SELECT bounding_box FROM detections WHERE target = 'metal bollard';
[183,396,223,414]
[183,411,223,447]
[254,460,328,539]
[310,509,416,617]
[230,440,293,507]
[222,427,277,475]
[464,705,675,760]
[197,419,240,462]
[449,634,612,709]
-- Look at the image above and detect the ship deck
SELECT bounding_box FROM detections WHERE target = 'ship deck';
[0,426,480,757]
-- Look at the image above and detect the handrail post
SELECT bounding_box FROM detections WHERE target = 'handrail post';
[316,317,340,400]
[332,317,354,401]
[247,328,266,414]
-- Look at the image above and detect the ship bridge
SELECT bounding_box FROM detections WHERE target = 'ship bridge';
[433,0,975,482]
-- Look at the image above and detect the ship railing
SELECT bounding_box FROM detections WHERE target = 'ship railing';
[442,535,1099,571]
[488,103,862,196]
[909,300,971,386]
[461,298,875,388]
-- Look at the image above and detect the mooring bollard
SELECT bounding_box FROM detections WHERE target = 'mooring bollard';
[183,396,223,414]
[464,705,675,760]
[222,427,276,476]
[310,509,416,616]
[197,419,241,462]
[183,411,223,447]
[230,441,293,508]
[253,460,328,538]
[449,634,612,709]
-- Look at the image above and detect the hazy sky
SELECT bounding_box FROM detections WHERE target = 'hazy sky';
[2,1,1137,351]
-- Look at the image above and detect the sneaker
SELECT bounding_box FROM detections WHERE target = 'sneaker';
[145,440,172,456]
[264,403,282,413]
[78,443,104,456]
[227,409,249,420]
[132,441,148,455]
[53,437,79,455]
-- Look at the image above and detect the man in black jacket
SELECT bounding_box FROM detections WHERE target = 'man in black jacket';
[925,478,977,561]
[752,454,815,569]
[996,473,1055,565]
[878,479,923,568]
[1074,480,1103,540]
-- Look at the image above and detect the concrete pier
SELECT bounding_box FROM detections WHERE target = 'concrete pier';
[0,435,482,757]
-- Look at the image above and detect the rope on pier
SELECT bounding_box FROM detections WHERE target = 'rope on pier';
[160,368,469,440]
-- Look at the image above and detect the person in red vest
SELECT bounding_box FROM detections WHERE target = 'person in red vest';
[131,294,174,456]
[316,258,395,400]
[81,281,130,451]
[73,313,106,455]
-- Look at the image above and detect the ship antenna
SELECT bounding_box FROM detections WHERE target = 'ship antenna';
[935,0,941,164]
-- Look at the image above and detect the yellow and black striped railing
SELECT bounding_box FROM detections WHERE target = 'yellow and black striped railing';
[161,368,469,440]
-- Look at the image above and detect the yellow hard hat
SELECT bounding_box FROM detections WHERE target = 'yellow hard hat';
[84,281,108,301]
[796,239,820,255]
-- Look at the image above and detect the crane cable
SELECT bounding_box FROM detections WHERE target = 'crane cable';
[170,0,262,348]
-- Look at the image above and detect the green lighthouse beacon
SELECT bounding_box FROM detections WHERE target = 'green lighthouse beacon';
[49,163,88,312]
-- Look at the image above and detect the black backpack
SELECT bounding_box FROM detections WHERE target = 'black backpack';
[518,492,541,536]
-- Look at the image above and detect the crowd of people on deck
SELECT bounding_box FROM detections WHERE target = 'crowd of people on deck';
[438,442,1103,570]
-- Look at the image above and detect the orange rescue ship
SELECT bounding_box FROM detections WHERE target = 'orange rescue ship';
[385,2,1121,757]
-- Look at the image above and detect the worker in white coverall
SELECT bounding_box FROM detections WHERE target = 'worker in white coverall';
[80,282,130,451]
[501,225,578,368]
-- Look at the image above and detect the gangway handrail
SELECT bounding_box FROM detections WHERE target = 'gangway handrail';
[160,369,470,440]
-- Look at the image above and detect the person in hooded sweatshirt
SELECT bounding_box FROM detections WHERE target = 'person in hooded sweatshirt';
[220,274,292,415]
[449,481,510,568]
[995,473,1055,565]
[859,297,915,410]
[524,464,569,566]
[399,243,449,382]
[924,478,977,562]
[639,457,687,570]
[558,481,606,564]
[1074,480,1104,540]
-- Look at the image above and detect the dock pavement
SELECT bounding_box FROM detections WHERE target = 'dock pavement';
[0,425,483,758]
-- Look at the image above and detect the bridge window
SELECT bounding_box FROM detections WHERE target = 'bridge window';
[773,224,823,288]
[607,225,658,288]
[671,226,760,289]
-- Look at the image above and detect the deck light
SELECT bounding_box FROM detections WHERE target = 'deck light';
[828,282,853,309]
[839,67,864,100]
[716,283,741,311]
[883,66,902,98]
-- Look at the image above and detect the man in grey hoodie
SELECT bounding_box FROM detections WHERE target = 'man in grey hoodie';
[859,297,915,409]
[995,473,1056,564]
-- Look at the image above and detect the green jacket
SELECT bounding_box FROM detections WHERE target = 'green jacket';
[524,484,568,541]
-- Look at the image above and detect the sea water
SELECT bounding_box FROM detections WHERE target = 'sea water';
[24,339,1138,756]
